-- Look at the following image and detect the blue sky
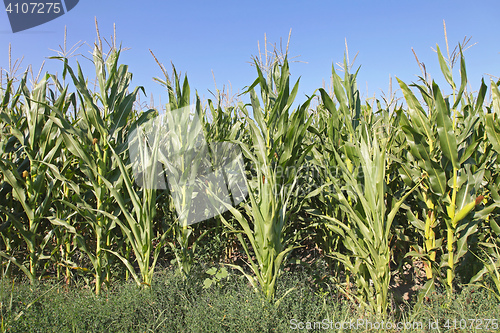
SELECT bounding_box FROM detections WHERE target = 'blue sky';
[1,1,499,110]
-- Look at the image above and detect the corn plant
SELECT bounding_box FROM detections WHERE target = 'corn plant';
[321,131,421,316]
[308,57,390,286]
[306,100,344,264]
[470,243,500,302]
[212,57,313,302]
[203,96,246,262]
[151,64,214,278]
[48,45,150,293]
[98,121,164,287]
[484,80,500,154]
[157,102,206,278]
[397,44,488,294]
[0,72,64,284]
[469,78,500,299]
[306,56,423,316]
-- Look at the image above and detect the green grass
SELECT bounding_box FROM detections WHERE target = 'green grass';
[1,264,499,332]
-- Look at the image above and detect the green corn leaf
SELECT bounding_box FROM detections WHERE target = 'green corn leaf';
[455,222,478,264]
[459,139,480,165]
[436,45,455,90]
[412,279,435,317]
[400,124,446,196]
[433,82,459,169]
[319,88,338,118]
[332,65,347,110]
[484,114,500,154]
[491,218,500,235]
[474,79,488,114]
[397,78,433,144]
[0,161,34,221]
[104,249,141,286]
[48,216,77,234]
[422,158,447,196]
[0,252,33,281]
[453,46,467,109]
[491,79,500,117]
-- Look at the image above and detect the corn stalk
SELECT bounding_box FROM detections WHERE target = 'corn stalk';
[322,133,421,317]
[0,73,63,284]
[398,44,487,294]
[152,65,213,278]
[212,58,313,302]
[48,45,148,293]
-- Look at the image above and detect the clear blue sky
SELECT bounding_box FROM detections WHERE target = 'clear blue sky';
[1,1,499,110]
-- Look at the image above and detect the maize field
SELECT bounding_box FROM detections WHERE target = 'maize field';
[1,30,500,320]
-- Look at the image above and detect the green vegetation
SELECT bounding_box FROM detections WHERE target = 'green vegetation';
[1,268,499,333]
[1,26,500,330]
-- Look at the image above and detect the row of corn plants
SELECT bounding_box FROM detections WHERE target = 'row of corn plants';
[1,34,500,318]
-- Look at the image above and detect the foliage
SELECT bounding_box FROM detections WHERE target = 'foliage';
[1,27,500,321]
